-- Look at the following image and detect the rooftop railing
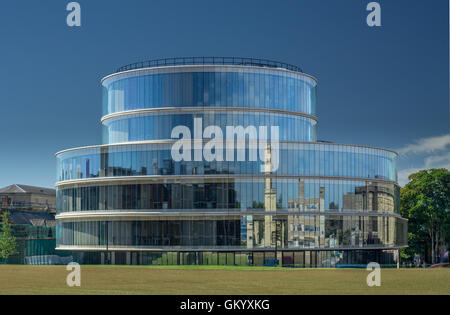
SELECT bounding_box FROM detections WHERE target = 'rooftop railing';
[116,57,303,73]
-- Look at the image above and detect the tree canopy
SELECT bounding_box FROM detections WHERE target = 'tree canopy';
[400,168,450,264]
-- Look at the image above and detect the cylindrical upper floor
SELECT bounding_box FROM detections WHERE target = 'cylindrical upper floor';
[101,59,317,117]
[101,59,318,144]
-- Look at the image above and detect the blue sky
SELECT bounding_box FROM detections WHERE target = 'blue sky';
[0,0,448,188]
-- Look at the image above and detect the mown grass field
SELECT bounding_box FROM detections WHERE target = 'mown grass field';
[0,265,448,295]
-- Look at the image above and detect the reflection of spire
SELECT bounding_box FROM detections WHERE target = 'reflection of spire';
[298,180,304,199]
[263,146,278,248]
[264,145,273,174]
[264,146,276,212]
[319,187,325,211]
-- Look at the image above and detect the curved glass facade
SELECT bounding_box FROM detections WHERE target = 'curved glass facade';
[56,60,407,266]
[57,216,407,249]
[102,112,317,144]
[56,180,400,214]
[56,143,397,181]
[102,67,317,116]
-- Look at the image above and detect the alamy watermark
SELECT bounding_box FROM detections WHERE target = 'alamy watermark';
[66,262,81,287]
[66,2,81,27]
[367,2,381,27]
[366,262,381,287]
[171,118,280,173]
[64,2,380,28]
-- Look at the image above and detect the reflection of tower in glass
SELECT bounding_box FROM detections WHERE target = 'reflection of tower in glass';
[287,179,325,248]
[263,146,279,248]
[287,180,324,211]
[246,146,285,249]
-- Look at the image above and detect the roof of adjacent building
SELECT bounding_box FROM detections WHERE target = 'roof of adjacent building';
[0,184,56,196]
[6,210,55,226]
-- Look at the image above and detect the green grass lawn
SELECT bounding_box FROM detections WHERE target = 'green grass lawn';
[0,265,449,295]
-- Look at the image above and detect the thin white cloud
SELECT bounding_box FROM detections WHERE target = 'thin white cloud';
[397,134,450,155]
[398,168,422,187]
[397,134,450,186]
[424,151,450,169]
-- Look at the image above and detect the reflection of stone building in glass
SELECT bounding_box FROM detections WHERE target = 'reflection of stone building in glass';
[55,58,408,267]
[343,183,396,213]
[342,183,396,248]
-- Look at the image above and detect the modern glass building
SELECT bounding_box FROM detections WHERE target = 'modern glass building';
[56,57,408,267]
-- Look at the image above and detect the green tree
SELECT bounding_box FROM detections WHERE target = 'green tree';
[0,211,18,263]
[400,169,450,264]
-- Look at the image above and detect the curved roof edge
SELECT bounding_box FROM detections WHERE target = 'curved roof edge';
[55,140,398,157]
